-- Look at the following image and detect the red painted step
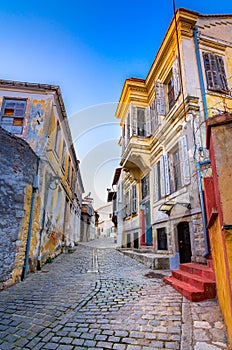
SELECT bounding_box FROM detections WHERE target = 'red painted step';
[179,262,215,281]
[164,261,216,302]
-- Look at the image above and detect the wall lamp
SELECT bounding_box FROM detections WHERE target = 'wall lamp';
[159,201,191,215]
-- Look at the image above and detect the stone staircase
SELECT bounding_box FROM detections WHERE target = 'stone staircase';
[164,260,216,302]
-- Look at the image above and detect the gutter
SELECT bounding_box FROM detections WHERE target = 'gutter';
[196,160,211,257]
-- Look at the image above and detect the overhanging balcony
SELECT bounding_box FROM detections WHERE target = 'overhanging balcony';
[121,136,151,179]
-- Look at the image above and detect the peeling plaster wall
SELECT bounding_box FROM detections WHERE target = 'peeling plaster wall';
[0,86,84,279]
[0,127,38,289]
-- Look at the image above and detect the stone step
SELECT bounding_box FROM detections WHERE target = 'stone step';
[164,261,216,302]
[164,276,206,302]
[179,262,216,281]
[172,270,216,297]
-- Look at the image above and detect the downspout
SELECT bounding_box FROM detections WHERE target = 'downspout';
[196,160,211,257]
[194,26,210,257]
[21,168,39,280]
[194,26,209,121]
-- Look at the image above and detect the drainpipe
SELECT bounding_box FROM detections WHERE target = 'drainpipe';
[194,26,211,257]
[21,173,39,281]
[194,26,209,121]
[196,160,211,257]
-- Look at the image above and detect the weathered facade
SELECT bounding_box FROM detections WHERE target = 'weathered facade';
[0,80,84,286]
[97,202,116,239]
[204,113,232,344]
[115,9,232,267]
[0,127,38,288]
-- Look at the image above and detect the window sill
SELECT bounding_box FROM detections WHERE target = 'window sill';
[206,90,232,99]
[153,187,187,208]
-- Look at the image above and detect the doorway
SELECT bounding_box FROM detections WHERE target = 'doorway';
[134,232,139,249]
[144,201,152,246]
[126,234,131,248]
[177,222,192,263]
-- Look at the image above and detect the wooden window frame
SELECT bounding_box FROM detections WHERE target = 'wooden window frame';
[203,52,229,93]
[170,145,181,193]
[137,107,146,137]
[61,142,66,171]
[0,98,26,134]
[54,122,61,156]
[157,227,168,251]
[142,174,149,199]
[132,185,137,215]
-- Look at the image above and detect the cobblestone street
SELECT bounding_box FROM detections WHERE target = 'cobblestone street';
[0,238,229,350]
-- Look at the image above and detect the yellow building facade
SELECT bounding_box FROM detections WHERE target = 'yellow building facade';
[115,8,232,342]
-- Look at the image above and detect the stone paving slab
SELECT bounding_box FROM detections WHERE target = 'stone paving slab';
[0,237,229,349]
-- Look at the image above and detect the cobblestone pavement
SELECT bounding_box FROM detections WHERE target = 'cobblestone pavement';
[0,238,229,350]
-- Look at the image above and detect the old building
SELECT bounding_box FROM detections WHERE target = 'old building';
[80,195,96,242]
[97,202,116,239]
[0,127,38,288]
[115,7,232,343]
[204,113,232,344]
[115,8,232,266]
[0,79,84,287]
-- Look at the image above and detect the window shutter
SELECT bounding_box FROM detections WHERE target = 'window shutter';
[163,153,171,195]
[203,52,229,92]
[216,56,229,91]
[132,185,137,213]
[150,101,159,133]
[179,135,190,186]
[145,106,151,136]
[173,57,181,100]
[154,82,166,116]
[153,164,159,203]
[127,113,131,140]
[160,156,166,198]
[203,52,215,90]
[130,104,137,136]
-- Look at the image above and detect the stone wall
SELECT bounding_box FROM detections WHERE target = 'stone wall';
[0,127,38,289]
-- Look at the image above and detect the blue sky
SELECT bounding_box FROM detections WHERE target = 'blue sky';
[1,0,231,208]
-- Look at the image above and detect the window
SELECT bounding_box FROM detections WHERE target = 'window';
[67,157,71,183]
[132,185,137,214]
[150,101,159,133]
[54,122,61,156]
[137,108,145,137]
[125,191,131,217]
[154,136,190,201]
[157,227,168,250]
[126,113,130,141]
[171,145,181,192]
[167,74,175,110]
[61,142,66,170]
[0,99,26,134]
[203,52,229,93]
[156,161,161,200]
[142,174,149,199]
[154,154,170,202]
[71,167,75,190]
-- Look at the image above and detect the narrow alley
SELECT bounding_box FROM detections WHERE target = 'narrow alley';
[0,238,228,350]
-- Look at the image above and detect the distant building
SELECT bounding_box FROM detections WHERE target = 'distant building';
[96,202,116,239]
[0,80,84,287]
[80,195,95,241]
